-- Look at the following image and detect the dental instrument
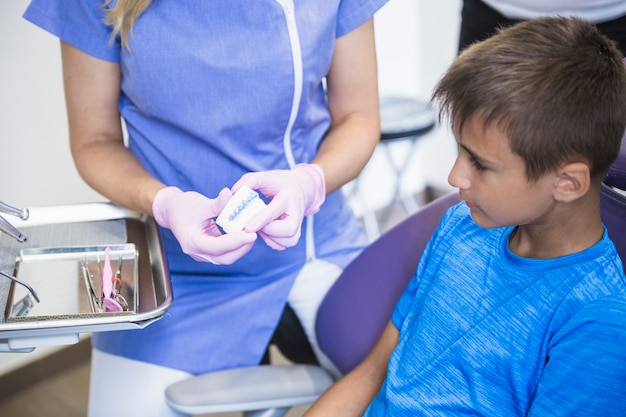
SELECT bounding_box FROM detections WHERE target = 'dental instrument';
[0,200,29,243]
[112,256,129,311]
[0,269,40,303]
[101,247,123,312]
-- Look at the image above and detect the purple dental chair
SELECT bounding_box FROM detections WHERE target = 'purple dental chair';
[165,134,626,416]
[602,134,626,267]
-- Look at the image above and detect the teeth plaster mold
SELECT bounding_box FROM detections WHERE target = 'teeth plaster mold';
[216,186,267,233]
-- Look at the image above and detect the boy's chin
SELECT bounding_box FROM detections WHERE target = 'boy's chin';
[468,211,507,229]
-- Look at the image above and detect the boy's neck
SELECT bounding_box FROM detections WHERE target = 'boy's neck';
[507,197,604,259]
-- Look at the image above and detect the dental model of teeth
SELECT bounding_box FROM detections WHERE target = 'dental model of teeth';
[216,186,267,234]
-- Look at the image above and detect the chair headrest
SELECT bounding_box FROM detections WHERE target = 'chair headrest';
[606,132,626,190]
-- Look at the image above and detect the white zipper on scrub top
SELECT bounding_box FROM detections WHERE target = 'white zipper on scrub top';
[275,0,302,169]
[275,0,316,261]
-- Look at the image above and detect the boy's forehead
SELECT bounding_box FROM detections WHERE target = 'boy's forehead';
[455,116,520,162]
[455,115,510,145]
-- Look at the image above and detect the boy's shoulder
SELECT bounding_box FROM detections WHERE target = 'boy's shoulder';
[439,200,471,229]
[429,201,510,257]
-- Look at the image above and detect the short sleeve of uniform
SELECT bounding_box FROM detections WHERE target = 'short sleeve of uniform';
[336,0,388,37]
[391,203,463,330]
[23,0,120,62]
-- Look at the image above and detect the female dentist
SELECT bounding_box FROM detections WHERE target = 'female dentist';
[24,0,387,415]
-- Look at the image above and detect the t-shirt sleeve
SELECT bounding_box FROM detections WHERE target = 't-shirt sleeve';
[23,0,120,62]
[391,203,464,330]
[528,298,626,416]
[336,0,388,37]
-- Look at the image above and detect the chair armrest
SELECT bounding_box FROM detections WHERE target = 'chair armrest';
[165,364,334,415]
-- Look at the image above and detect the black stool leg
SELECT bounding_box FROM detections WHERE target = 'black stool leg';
[379,134,424,222]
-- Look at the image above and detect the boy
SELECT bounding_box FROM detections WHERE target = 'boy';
[305,16,626,416]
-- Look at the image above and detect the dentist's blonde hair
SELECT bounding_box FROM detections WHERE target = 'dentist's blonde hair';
[103,0,152,50]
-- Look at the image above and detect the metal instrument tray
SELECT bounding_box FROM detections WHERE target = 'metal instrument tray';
[0,203,172,351]
[7,244,139,321]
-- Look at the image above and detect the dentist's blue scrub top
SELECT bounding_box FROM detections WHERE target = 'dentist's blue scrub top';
[24,0,387,374]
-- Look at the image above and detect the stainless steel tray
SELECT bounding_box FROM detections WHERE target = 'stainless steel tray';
[7,244,139,321]
[0,203,172,351]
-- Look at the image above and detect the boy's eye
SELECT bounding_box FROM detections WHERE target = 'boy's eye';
[470,156,486,171]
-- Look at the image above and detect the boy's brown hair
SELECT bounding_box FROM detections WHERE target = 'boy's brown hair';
[432,17,626,182]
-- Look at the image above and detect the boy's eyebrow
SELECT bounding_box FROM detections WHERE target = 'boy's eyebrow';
[459,143,493,166]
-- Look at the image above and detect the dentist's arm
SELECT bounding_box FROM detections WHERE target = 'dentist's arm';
[313,17,381,193]
[61,41,163,215]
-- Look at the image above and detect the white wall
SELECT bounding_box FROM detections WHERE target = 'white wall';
[1,1,106,208]
[0,0,461,372]
[356,0,461,213]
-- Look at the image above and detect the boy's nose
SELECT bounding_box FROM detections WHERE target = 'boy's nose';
[448,157,470,190]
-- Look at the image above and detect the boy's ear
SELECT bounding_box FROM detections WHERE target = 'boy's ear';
[553,162,591,203]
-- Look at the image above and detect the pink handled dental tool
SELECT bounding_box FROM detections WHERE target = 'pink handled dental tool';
[101,247,123,312]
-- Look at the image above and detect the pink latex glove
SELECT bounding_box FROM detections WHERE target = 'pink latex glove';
[152,187,257,265]
[232,163,325,250]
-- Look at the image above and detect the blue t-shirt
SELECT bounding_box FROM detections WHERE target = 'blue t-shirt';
[23,0,386,373]
[365,202,626,416]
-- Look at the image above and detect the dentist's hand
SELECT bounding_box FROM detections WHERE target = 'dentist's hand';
[232,163,325,250]
[152,187,257,265]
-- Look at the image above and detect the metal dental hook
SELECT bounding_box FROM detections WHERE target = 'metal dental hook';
[0,270,40,303]
[80,261,102,313]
